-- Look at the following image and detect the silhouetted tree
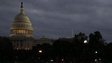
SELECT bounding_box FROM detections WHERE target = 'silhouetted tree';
[72,32,88,63]
[88,31,105,63]
[104,43,112,63]
[53,38,73,63]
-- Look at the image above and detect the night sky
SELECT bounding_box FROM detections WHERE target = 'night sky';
[0,0,112,42]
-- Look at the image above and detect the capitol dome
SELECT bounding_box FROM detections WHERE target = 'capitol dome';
[10,2,34,50]
[10,2,33,37]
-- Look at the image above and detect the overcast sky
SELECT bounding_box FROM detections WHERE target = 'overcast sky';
[0,0,112,42]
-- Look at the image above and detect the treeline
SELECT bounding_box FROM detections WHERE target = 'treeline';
[0,31,111,63]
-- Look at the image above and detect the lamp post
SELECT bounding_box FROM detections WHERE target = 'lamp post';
[37,49,43,62]
[82,40,88,63]
[94,51,102,63]
[94,51,98,63]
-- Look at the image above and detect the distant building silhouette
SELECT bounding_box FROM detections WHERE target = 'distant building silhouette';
[35,36,54,45]
[10,2,34,50]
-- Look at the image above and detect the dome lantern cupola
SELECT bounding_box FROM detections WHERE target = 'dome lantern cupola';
[20,2,25,14]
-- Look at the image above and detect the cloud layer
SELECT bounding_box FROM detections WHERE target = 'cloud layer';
[0,0,112,42]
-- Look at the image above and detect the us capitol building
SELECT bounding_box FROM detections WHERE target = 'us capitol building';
[10,2,34,50]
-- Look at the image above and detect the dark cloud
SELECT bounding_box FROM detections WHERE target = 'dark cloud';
[0,0,112,42]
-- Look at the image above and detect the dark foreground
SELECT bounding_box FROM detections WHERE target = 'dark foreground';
[0,31,112,63]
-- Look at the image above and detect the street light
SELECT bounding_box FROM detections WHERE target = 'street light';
[84,40,88,44]
[38,50,42,53]
[95,59,98,62]
[95,51,98,54]
[50,59,54,62]
[61,58,64,62]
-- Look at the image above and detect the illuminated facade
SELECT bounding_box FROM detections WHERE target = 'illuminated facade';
[10,2,33,50]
